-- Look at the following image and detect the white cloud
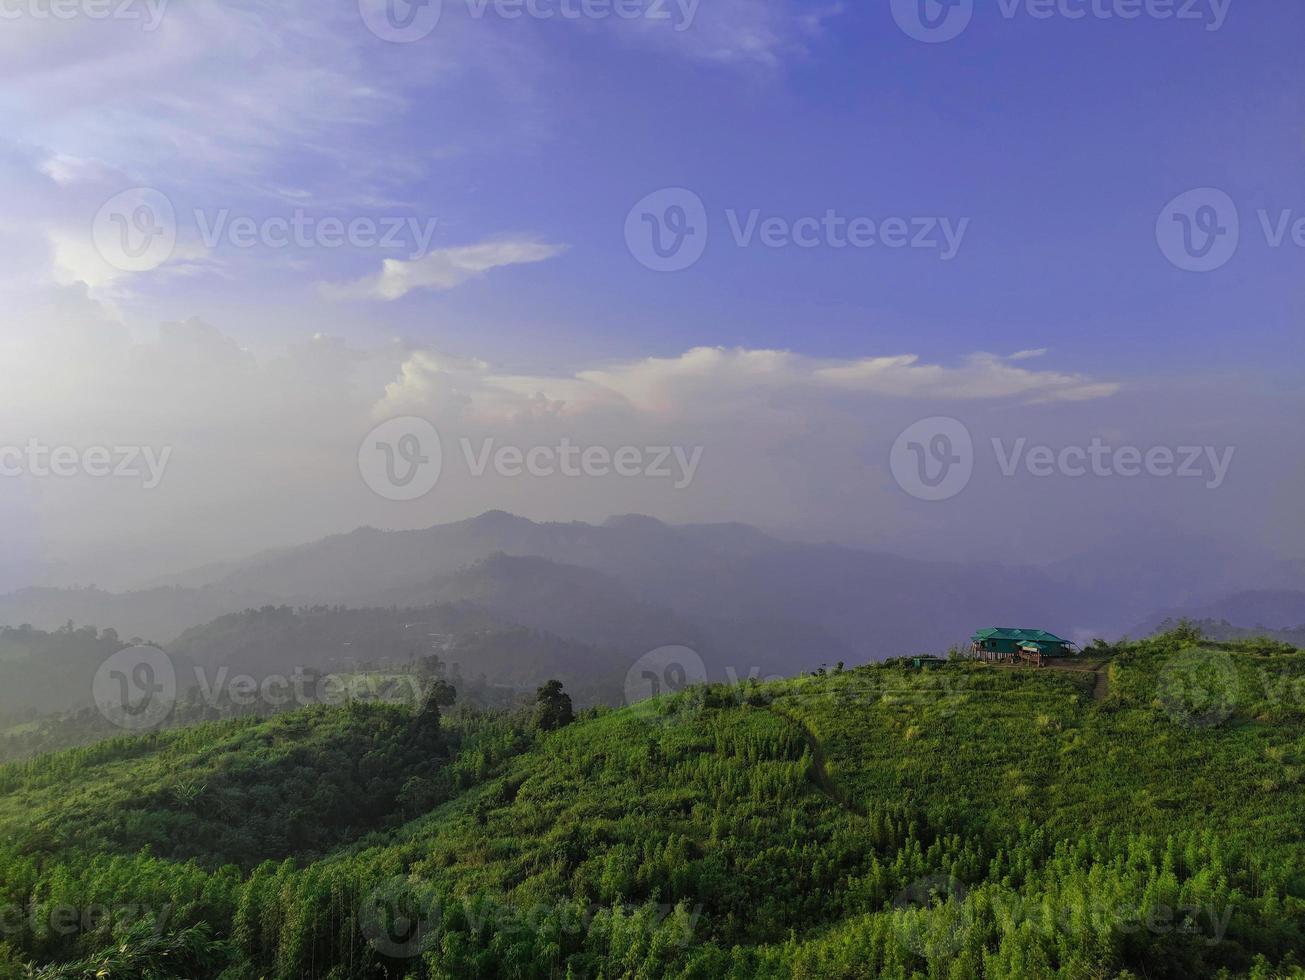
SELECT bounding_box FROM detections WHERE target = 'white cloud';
[1008,348,1049,361]
[39,153,119,187]
[552,347,1119,414]
[814,352,1120,403]
[320,239,568,302]
[48,228,212,294]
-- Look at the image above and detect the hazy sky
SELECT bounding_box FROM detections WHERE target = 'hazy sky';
[0,0,1301,589]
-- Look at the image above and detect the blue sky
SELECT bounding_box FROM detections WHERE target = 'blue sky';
[6,0,1298,370]
[0,0,1301,584]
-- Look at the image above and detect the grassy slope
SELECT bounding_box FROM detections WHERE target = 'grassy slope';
[757,636,1305,977]
[775,647,1304,851]
[0,631,1301,977]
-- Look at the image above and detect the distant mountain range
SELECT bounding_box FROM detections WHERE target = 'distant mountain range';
[1,513,1300,685]
[1129,589,1305,637]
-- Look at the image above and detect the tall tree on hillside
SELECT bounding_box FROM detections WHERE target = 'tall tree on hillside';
[410,679,457,749]
[533,680,574,732]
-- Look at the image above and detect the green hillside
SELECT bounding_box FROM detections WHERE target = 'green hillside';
[0,628,1302,978]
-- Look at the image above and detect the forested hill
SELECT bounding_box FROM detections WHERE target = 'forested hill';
[0,628,1302,978]
[167,603,622,702]
[0,624,126,721]
[0,607,625,763]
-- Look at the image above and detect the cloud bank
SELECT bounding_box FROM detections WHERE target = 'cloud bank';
[4,297,1297,594]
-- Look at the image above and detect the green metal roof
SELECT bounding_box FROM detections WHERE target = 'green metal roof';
[971,627,1071,644]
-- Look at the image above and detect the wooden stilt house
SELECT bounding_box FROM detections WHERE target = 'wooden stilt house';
[970,628,1075,665]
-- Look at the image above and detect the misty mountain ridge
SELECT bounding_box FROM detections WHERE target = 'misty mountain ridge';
[1131,589,1305,636]
[0,512,1298,666]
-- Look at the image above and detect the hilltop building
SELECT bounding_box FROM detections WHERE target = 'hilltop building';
[970,628,1076,666]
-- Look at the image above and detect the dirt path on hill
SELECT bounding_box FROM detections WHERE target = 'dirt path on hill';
[766,704,864,816]
[1042,661,1111,701]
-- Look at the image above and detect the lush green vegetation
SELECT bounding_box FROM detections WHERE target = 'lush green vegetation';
[0,628,1301,978]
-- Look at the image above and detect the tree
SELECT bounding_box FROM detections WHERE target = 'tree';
[411,679,457,747]
[424,679,458,711]
[533,680,574,732]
